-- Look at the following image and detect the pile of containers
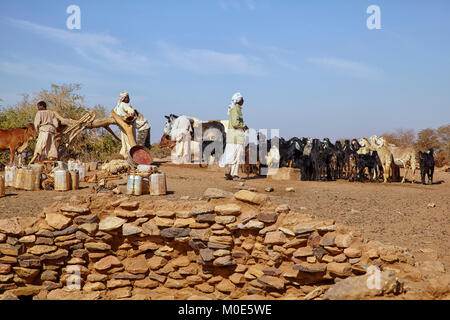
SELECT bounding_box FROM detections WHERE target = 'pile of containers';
[126,165,166,196]
[1,160,85,193]
[68,159,87,182]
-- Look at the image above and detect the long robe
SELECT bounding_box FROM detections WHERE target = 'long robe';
[33,110,59,161]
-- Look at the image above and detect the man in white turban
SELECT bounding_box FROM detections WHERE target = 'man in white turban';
[219,92,248,181]
[111,92,137,158]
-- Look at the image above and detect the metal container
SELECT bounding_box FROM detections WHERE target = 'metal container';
[30,164,43,191]
[57,161,68,170]
[4,166,16,187]
[150,172,167,196]
[54,169,71,191]
[13,168,25,190]
[76,163,86,181]
[0,175,5,197]
[70,171,79,190]
[126,173,142,196]
[128,145,153,168]
[23,168,36,191]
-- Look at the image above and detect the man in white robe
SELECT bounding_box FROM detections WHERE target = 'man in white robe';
[111,92,137,158]
[29,101,59,164]
[170,115,193,164]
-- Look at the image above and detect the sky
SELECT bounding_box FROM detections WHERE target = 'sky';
[0,0,449,142]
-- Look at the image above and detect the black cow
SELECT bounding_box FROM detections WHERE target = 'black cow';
[419,148,435,185]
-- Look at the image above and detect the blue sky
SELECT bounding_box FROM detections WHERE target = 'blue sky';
[0,0,449,142]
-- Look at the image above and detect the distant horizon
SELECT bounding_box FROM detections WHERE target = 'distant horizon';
[1,1,449,142]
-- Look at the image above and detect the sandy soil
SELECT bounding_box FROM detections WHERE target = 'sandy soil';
[1,162,449,271]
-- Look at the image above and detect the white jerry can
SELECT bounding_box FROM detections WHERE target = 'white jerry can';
[4,166,16,187]
[127,173,142,196]
[54,169,71,191]
[150,172,167,196]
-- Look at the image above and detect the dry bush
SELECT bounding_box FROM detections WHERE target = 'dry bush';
[150,143,172,159]
[381,129,416,147]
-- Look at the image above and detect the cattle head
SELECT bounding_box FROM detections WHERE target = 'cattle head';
[323,138,335,150]
[359,138,370,148]
[312,138,321,150]
[375,136,386,147]
[257,132,267,142]
[303,138,313,156]
[25,123,38,139]
[351,139,360,151]
[344,139,351,150]
[160,133,176,150]
[370,135,378,147]
[163,114,179,136]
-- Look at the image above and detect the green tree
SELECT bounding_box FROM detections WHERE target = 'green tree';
[0,83,121,164]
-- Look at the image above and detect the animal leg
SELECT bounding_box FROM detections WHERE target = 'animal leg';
[402,163,409,183]
[383,164,389,183]
[9,147,16,166]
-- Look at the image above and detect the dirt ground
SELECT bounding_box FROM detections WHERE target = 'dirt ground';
[1,162,449,271]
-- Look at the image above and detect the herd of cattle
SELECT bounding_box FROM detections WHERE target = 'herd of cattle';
[243,135,436,185]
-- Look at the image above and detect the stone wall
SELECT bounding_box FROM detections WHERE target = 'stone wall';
[0,190,447,300]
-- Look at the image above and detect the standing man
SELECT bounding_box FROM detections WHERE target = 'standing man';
[170,115,192,164]
[29,101,59,164]
[220,92,248,181]
[135,110,151,149]
[111,92,137,158]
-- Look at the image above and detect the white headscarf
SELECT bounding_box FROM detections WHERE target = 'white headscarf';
[114,91,135,117]
[228,92,243,115]
[116,91,129,109]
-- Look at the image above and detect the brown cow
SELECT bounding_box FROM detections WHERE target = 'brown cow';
[0,124,37,166]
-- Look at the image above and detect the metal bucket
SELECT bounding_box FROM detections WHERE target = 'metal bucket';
[128,145,153,168]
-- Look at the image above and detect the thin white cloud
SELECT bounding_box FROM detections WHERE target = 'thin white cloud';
[218,0,255,10]
[239,38,302,72]
[6,18,151,75]
[309,57,383,79]
[157,41,264,76]
[0,59,97,81]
